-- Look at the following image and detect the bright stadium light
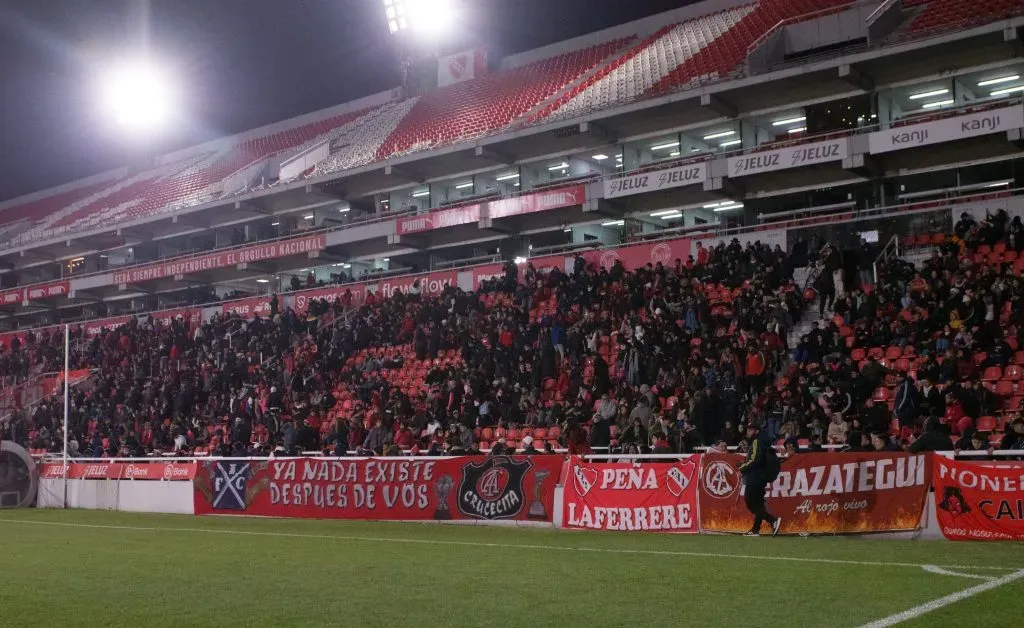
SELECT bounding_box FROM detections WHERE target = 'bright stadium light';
[99,57,177,133]
[383,0,456,37]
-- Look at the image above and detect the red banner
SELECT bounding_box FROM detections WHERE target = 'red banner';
[39,462,197,481]
[0,288,22,306]
[397,204,481,235]
[472,264,504,290]
[562,457,700,532]
[151,307,202,328]
[933,457,1024,541]
[699,453,930,535]
[194,455,562,521]
[582,237,692,272]
[222,296,275,319]
[291,270,456,314]
[83,315,135,338]
[112,234,327,285]
[25,280,70,301]
[396,185,586,234]
[488,185,586,219]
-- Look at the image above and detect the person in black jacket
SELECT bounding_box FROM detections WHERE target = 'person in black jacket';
[909,417,954,453]
[738,423,782,536]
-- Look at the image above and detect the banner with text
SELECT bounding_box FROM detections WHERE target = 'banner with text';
[151,307,203,328]
[397,204,481,235]
[581,237,692,271]
[727,137,849,178]
[868,105,1024,154]
[699,452,929,534]
[112,234,327,285]
[40,462,197,481]
[933,457,1024,541]
[603,162,709,199]
[222,295,275,319]
[25,280,70,301]
[193,455,562,521]
[487,185,586,219]
[290,270,456,314]
[563,457,700,532]
[397,185,587,235]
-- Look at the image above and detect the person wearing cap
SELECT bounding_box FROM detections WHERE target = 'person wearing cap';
[521,435,539,455]
[738,422,782,537]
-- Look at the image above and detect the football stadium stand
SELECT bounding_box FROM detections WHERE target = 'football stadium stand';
[3,0,1024,459]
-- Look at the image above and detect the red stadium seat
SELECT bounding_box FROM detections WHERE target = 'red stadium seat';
[982,366,1003,381]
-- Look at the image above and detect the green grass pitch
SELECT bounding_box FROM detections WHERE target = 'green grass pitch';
[0,509,1022,627]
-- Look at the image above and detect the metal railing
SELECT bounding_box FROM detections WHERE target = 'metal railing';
[873,233,901,285]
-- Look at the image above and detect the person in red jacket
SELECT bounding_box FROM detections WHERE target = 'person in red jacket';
[393,421,415,450]
[745,345,767,394]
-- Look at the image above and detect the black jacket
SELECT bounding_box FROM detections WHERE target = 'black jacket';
[909,429,953,453]
[739,432,775,486]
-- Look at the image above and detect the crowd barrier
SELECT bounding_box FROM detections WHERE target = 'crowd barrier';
[33,452,1024,541]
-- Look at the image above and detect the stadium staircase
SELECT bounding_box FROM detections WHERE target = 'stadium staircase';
[0,369,94,425]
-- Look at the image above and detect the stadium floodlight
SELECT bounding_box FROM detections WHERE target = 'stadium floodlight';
[99,57,177,133]
[383,0,456,37]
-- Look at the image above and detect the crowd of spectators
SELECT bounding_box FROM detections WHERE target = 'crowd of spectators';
[0,237,811,458]
[3,218,1024,459]
[788,209,1024,453]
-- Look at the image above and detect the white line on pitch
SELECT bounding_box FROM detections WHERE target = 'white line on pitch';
[922,565,993,581]
[859,569,1024,627]
[0,517,1018,573]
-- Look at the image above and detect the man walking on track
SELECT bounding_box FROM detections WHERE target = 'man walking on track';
[739,422,782,537]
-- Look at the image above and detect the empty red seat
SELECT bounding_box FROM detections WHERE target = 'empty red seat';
[982,366,1003,381]
[976,416,997,432]
[995,380,1015,397]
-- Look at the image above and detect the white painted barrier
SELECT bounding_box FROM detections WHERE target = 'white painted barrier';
[38,479,194,514]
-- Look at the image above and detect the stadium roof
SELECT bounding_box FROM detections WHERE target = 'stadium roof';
[0,0,688,204]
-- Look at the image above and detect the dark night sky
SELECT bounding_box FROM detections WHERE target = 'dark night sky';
[0,0,686,203]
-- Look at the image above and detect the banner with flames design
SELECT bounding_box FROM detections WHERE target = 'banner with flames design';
[193,455,562,522]
[562,457,700,533]
[698,453,930,535]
